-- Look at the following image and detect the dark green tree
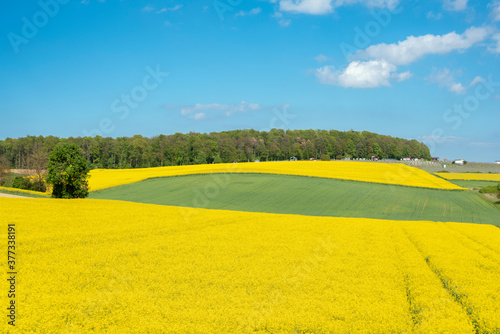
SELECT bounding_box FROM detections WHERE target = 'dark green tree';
[194,151,207,165]
[46,143,90,198]
[213,154,222,164]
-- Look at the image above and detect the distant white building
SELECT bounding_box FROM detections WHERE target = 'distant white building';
[495,161,500,165]
[454,159,465,165]
[402,157,411,161]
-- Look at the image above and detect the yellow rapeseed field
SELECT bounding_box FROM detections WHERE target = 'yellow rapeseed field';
[89,161,464,191]
[436,172,500,182]
[1,198,498,333]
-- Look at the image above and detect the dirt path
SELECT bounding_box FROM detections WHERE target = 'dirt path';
[0,193,29,198]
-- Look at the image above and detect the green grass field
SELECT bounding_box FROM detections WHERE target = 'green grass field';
[89,174,500,226]
[447,180,500,189]
[0,188,50,198]
[415,162,500,173]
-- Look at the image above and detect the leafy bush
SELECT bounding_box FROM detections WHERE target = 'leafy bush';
[320,154,330,161]
[11,175,46,192]
[479,184,500,197]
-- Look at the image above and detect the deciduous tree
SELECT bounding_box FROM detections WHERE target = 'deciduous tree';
[46,143,90,198]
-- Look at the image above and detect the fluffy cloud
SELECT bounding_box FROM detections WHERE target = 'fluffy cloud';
[358,27,489,65]
[425,69,484,94]
[491,1,500,21]
[442,0,468,11]
[315,60,410,88]
[276,0,399,14]
[489,33,500,53]
[314,54,331,62]
[314,27,489,89]
[426,68,465,94]
[190,113,206,121]
[273,11,292,26]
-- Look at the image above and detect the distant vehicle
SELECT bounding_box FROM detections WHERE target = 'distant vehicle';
[402,157,411,161]
[495,161,500,165]
[290,157,297,161]
[454,159,465,165]
[371,156,378,161]
[309,158,317,161]
[254,160,260,163]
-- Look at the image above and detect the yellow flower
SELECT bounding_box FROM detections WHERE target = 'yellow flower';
[1,198,496,333]
[89,161,464,191]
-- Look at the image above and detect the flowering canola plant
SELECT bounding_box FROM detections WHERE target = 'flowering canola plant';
[89,161,464,191]
[436,172,500,182]
[1,198,497,333]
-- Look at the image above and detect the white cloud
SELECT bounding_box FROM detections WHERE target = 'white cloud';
[426,11,442,20]
[426,68,466,94]
[314,27,489,90]
[315,60,410,88]
[273,11,292,26]
[314,53,331,62]
[279,18,292,26]
[277,0,399,14]
[142,5,155,12]
[489,33,500,53]
[448,82,466,94]
[490,1,500,21]
[425,69,483,94]
[358,27,489,65]
[235,8,262,17]
[469,76,484,87]
[279,0,333,14]
[173,102,261,119]
[443,0,468,11]
[392,71,412,82]
[144,4,182,14]
[190,113,206,121]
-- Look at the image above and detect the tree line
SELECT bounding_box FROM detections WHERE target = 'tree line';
[0,129,432,170]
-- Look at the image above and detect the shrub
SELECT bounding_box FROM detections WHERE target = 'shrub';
[11,175,47,192]
[479,184,500,195]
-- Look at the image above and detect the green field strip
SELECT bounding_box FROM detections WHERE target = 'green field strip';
[88,173,500,226]
[447,180,500,189]
[0,188,51,198]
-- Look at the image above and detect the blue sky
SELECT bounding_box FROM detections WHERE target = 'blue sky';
[1,0,499,162]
